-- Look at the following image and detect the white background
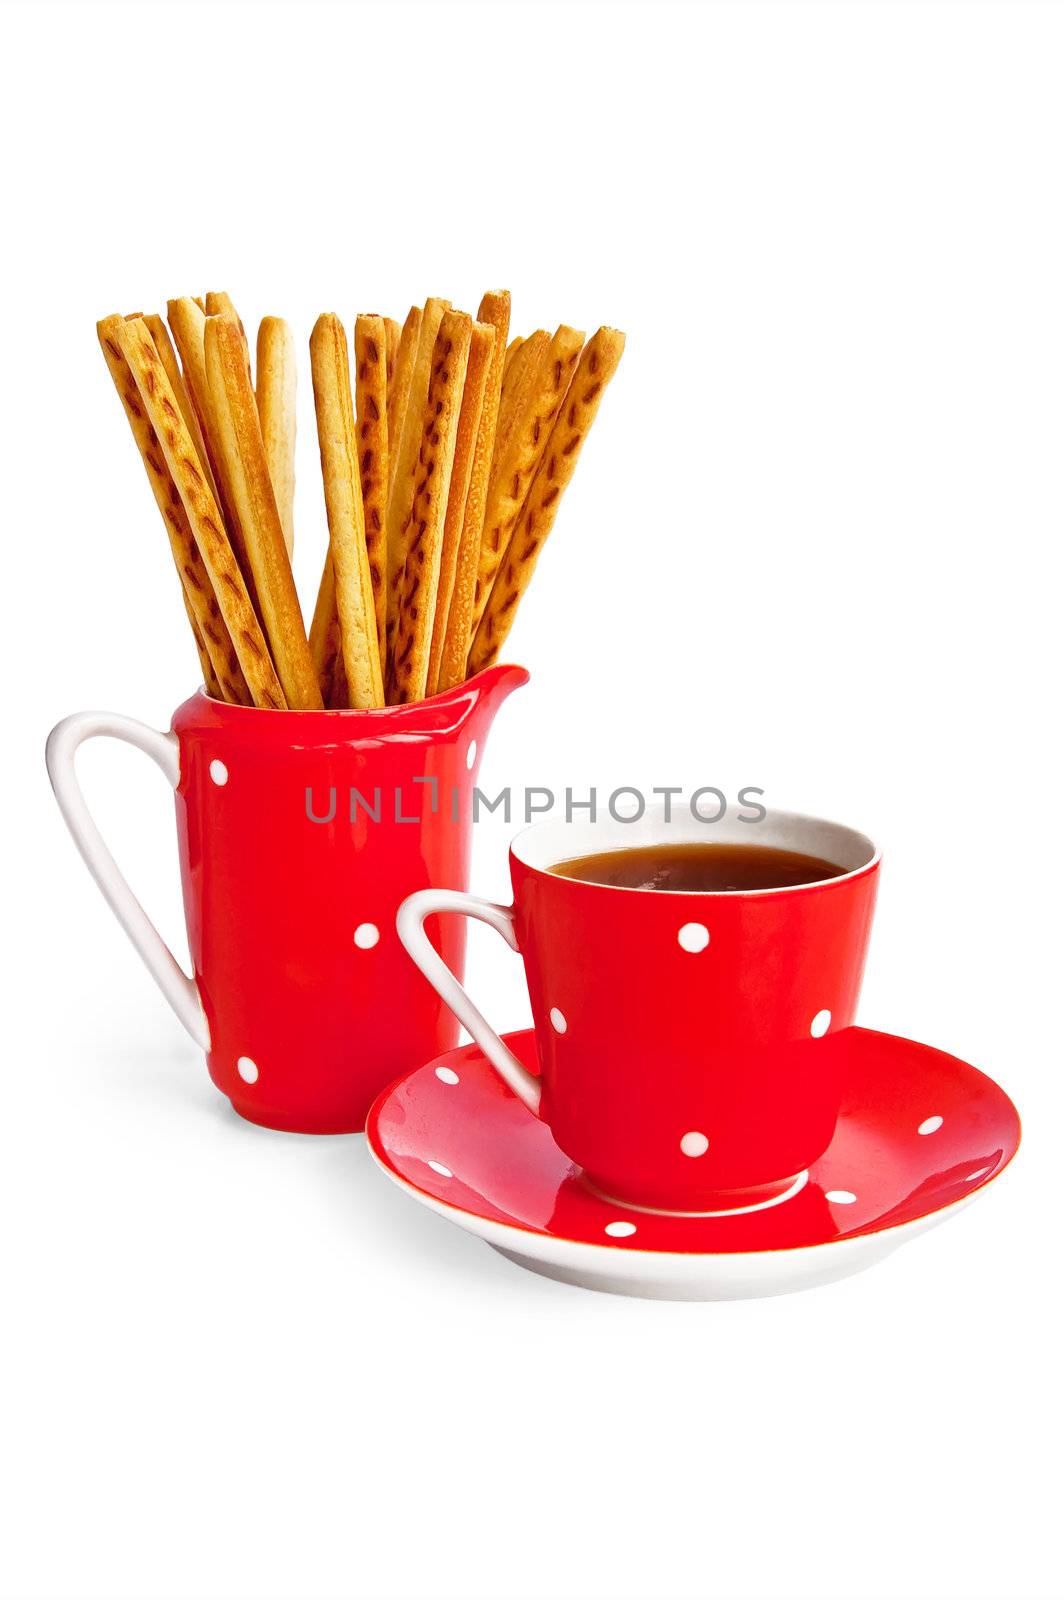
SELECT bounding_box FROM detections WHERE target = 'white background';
[2,2,1060,1597]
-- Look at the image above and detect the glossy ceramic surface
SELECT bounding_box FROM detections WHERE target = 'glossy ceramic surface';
[366,1027,1021,1300]
[399,807,880,1210]
[48,663,527,1133]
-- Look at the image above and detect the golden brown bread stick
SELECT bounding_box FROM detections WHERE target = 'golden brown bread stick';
[353,315,390,665]
[468,327,625,673]
[493,329,548,470]
[183,593,223,697]
[167,298,208,396]
[167,295,256,603]
[386,305,420,467]
[205,290,242,326]
[425,320,494,697]
[469,324,583,640]
[436,289,510,690]
[384,297,449,673]
[308,313,392,694]
[390,310,473,703]
[204,315,322,709]
[310,314,384,708]
[166,297,213,445]
[308,557,339,696]
[327,649,348,710]
[502,335,524,382]
[206,290,252,377]
[97,315,250,704]
[255,317,297,559]
[113,317,286,708]
[307,311,393,695]
[124,321,224,665]
[143,314,215,489]
[384,316,400,398]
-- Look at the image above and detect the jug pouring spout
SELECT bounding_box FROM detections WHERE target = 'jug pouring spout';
[399,661,529,742]
[459,661,530,728]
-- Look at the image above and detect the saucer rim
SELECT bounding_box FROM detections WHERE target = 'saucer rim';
[365,1027,1021,1261]
[366,1136,994,1266]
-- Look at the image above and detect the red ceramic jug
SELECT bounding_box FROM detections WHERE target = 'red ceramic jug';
[46,664,528,1132]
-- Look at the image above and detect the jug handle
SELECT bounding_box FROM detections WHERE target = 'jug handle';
[45,711,211,1051]
[397,888,541,1113]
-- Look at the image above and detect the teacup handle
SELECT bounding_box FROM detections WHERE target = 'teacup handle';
[397,888,542,1113]
[45,711,211,1052]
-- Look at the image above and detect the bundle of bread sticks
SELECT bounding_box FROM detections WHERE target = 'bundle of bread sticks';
[97,291,624,709]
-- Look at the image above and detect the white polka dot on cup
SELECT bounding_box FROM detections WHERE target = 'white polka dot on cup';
[678,923,710,953]
[237,1056,258,1084]
[825,1189,856,1204]
[680,1130,709,1158]
[428,1160,453,1178]
[353,923,380,949]
[810,1009,832,1038]
[549,1007,567,1033]
[605,1220,637,1238]
[435,1066,460,1085]
[209,759,228,786]
[918,1115,943,1135]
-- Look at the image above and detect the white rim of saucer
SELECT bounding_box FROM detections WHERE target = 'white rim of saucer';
[365,1135,1014,1262]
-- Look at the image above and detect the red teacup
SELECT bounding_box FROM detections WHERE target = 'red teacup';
[46,664,527,1133]
[398,806,880,1212]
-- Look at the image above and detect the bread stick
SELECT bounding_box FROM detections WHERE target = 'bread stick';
[112,317,285,708]
[206,290,251,377]
[205,290,243,327]
[352,316,390,665]
[386,305,420,467]
[167,295,256,603]
[308,565,350,709]
[503,335,524,383]
[469,327,625,673]
[469,324,583,640]
[390,310,472,703]
[204,315,322,709]
[307,315,394,695]
[166,297,213,443]
[308,558,340,698]
[98,316,250,704]
[384,316,400,400]
[183,593,223,697]
[143,314,214,489]
[436,289,510,691]
[384,296,449,673]
[425,320,493,697]
[255,317,297,558]
[309,314,384,708]
[328,649,348,709]
[309,316,396,693]
[493,328,548,469]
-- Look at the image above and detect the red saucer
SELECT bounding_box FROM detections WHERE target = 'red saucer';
[366,1027,1020,1299]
